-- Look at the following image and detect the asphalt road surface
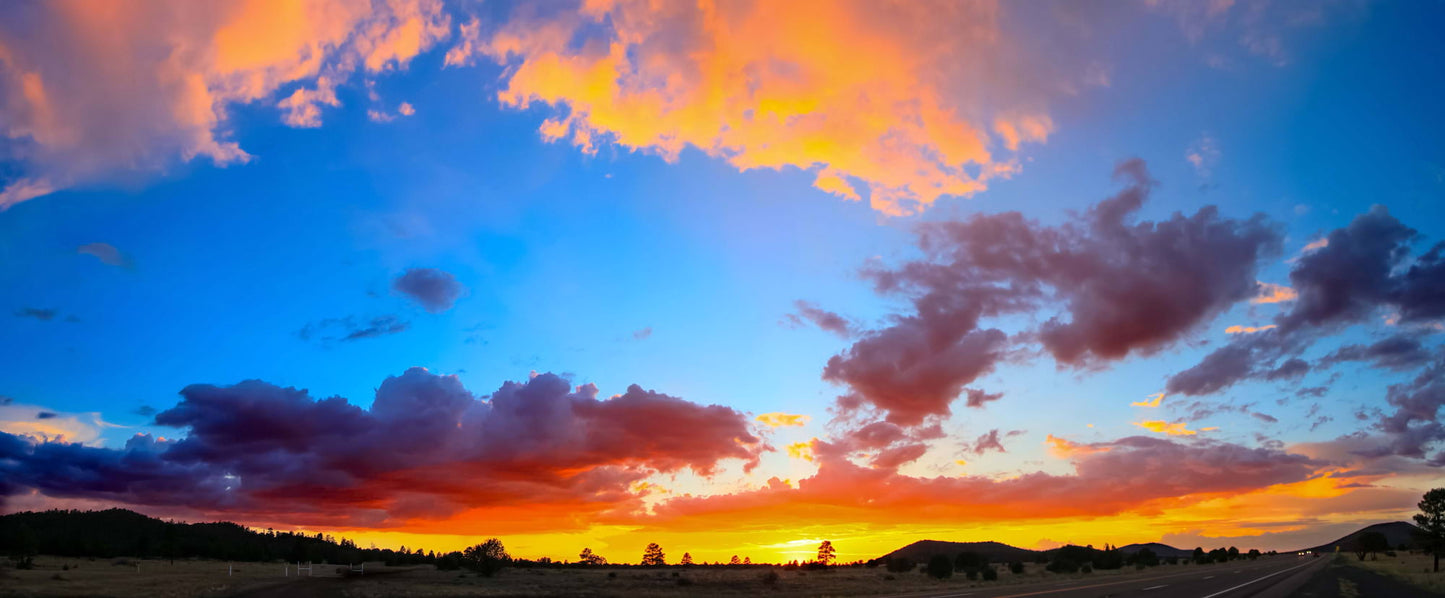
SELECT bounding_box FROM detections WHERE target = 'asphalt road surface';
[880,556,1330,598]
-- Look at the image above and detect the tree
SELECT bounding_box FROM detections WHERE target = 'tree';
[1356,532,1389,561]
[579,547,607,565]
[1227,546,1240,561]
[463,538,510,577]
[743,556,752,565]
[1246,549,1261,560]
[642,543,666,566]
[1415,488,1445,572]
[817,540,836,566]
[730,555,741,565]
[927,554,953,579]
[680,552,694,566]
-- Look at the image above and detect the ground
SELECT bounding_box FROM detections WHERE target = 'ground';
[0,556,1240,597]
[1288,552,1445,598]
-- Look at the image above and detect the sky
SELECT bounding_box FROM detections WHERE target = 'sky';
[2,0,1445,565]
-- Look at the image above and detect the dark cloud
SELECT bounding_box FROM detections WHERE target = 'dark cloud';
[36,411,58,420]
[963,388,1004,408]
[1169,206,1445,396]
[1296,386,1328,398]
[825,160,1281,426]
[76,242,132,268]
[1,369,765,528]
[297,315,409,343]
[1322,334,1434,371]
[785,301,855,338]
[965,429,1025,455]
[132,405,158,417]
[15,307,58,321]
[392,268,466,313]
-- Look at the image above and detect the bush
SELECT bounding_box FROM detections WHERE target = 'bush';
[1008,561,1024,575]
[1081,564,1093,574]
[607,572,617,579]
[927,555,953,579]
[883,574,896,580]
[1045,559,1079,574]
[885,557,915,573]
[676,577,693,586]
[982,567,998,581]
[964,568,977,580]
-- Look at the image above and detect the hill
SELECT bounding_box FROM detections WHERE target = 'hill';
[1298,521,1421,554]
[1115,542,1194,559]
[877,540,1038,564]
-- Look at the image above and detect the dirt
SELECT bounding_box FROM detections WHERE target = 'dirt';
[1290,560,1445,598]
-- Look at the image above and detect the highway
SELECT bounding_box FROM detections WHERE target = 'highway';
[879,555,1330,598]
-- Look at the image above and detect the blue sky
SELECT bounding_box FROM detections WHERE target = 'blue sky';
[2,0,1444,558]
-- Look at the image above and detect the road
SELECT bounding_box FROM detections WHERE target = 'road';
[879,556,1330,598]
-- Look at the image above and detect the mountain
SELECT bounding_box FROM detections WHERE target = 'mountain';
[1115,542,1194,559]
[877,540,1038,563]
[1297,521,1421,554]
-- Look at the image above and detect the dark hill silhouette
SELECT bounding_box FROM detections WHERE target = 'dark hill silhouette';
[1297,521,1420,554]
[1115,542,1194,559]
[0,508,438,566]
[877,540,1038,563]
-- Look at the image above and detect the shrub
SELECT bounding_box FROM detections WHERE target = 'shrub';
[982,567,998,581]
[1008,561,1025,575]
[883,574,896,581]
[676,577,693,586]
[61,564,69,571]
[927,555,953,579]
[607,572,617,579]
[964,568,977,580]
[1081,564,1093,574]
[885,557,915,573]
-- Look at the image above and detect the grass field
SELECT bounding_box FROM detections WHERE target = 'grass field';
[0,556,1236,597]
[1340,550,1445,594]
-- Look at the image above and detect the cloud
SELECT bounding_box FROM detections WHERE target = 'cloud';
[784,301,855,338]
[392,267,466,313]
[824,160,1280,425]
[1131,392,1165,407]
[965,429,1025,456]
[0,402,110,445]
[1044,434,1110,459]
[1132,420,1202,436]
[14,307,57,321]
[297,314,409,343]
[0,368,765,528]
[0,0,450,207]
[1186,134,1221,178]
[1252,282,1297,304]
[1226,324,1277,334]
[450,0,1101,215]
[631,327,653,341]
[1168,206,1445,397]
[76,242,132,268]
[755,413,810,429]
[1322,334,1434,372]
[641,435,1323,528]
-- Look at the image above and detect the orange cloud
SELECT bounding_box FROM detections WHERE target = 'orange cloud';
[1226,324,1278,334]
[0,0,450,207]
[756,412,810,428]
[785,440,817,462]
[1130,392,1165,407]
[1132,420,1201,436]
[1252,281,1298,304]
[1044,434,1111,459]
[460,0,1068,215]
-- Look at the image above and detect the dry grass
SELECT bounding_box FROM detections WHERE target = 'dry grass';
[0,555,356,598]
[0,557,1212,597]
[1342,550,1445,594]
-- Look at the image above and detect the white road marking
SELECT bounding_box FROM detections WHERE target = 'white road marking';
[1203,575,1215,579]
[1143,584,1168,590]
[1200,560,1319,598]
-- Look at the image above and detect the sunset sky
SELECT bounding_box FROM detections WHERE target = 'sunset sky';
[3,0,1445,565]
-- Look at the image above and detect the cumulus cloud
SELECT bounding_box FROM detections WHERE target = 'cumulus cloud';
[1132,420,1202,436]
[1168,206,1445,397]
[446,0,1104,215]
[392,267,466,313]
[0,368,765,528]
[825,160,1280,425]
[1186,133,1221,178]
[0,0,450,207]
